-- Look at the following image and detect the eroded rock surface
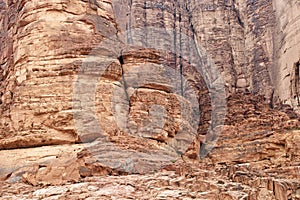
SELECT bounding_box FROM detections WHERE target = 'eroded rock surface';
[0,0,300,199]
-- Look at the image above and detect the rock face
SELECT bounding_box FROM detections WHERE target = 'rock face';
[272,0,300,109]
[0,0,300,199]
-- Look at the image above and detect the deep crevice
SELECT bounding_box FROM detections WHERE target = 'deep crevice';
[118,54,124,65]
[143,1,148,46]
[118,52,132,134]
[178,6,184,97]
[293,61,300,105]
[269,89,274,108]
[118,53,130,103]
[173,3,177,83]
[173,2,184,97]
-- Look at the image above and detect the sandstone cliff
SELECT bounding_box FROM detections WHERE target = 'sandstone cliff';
[0,0,300,199]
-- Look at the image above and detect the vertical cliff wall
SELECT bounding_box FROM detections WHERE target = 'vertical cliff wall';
[188,0,276,100]
[0,0,113,148]
[0,1,300,198]
[272,0,300,109]
[0,0,223,150]
[0,0,299,149]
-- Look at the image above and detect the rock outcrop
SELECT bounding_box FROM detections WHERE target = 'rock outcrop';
[0,0,300,199]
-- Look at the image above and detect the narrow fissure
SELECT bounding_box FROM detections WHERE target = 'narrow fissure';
[185,1,192,66]
[229,45,238,89]
[232,4,244,28]
[269,89,274,108]
[143,1,148,46]
[185,1,211,158]
[127,0,133,44]
[173,2,184,97]
[118,52,132,132]
[178,3,184,97]
[294,61,300,105]
[173,4,178,95]
[225,3,238,89]
[118,53,130,102]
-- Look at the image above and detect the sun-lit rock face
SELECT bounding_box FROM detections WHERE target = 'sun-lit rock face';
[0,0,300,199]
[272,0,300,109]
[0,0,225,159]
[0,0,219,184]
[0,0,298,152]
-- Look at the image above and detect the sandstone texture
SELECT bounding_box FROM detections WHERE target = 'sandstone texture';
[0,0,300,199]
[272,0,300,110]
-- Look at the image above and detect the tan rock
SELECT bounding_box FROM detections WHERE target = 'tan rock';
[0,0,299,199]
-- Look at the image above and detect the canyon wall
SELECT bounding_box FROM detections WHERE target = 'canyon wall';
[188,0,275,100]
[188,0,300,109]
[272,0,300,109]
[1,0,299,151]
[0,0,300,198]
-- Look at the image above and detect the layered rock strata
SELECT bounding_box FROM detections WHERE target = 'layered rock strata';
[0,0,300,199]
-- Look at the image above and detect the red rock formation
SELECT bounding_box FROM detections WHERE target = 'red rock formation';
[0,0,299,199]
